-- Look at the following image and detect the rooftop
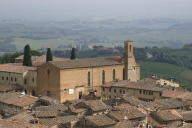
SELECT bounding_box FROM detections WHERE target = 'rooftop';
[85,114,116,127]
[155,109,183,121]
[49,57,123,69]
[153,98,191,109]
[123,96,156,111]
[8,111,34,123]
[0,63,36,74]
[102,78,170,92]
[81,100,109,112]
[162,90,192,101]
[109,104,146,121]
[34,111,58,118]
[38,115,78,127]
[34,104,68,112]
[0,119,47,128]
[180,111,192,121]
[39,96,59,105]
[0,92,38,107]
[112,120,139,128]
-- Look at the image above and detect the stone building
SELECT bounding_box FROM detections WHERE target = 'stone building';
[0,63,37,95]
[101,78,171,102]
[37,40,140,103]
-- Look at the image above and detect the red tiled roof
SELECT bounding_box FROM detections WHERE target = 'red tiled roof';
[50,57,124,69]
[162,90,192,101]
[102,78,169,92]
[155,109,183,121]
[0,119,47,128]
[0,63,36,73]
[0,92,38,107]
[85,114,116,127]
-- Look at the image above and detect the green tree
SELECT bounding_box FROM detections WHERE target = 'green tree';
[23,45,32,66]
[46,48,53,62]
[70,48,76,60]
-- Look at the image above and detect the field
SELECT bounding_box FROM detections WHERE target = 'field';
[139,61,192,87]
[11,38,120,51]
[12,38,76,51]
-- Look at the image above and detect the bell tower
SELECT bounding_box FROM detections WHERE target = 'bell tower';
[124,40,140,81]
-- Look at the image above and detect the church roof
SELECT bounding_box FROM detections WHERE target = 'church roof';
[49,57,123,69]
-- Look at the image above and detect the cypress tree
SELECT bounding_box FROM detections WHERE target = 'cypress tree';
[70,48,76,60]
[23,45,32,66]
[46,48,53,62]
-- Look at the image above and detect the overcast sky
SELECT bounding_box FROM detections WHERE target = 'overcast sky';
[0,0,192,21]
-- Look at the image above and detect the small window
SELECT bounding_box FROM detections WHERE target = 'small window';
[139,90,142,94]
[102,88,105,92]
[123,68,126,80]
[32,78,35,83]
[6,77,8,80]
[15,78,17,82]
[113,69,116,81]
[32,90,35,96]
[24,89,27,94]
[123,90,125,94]
[47,69,50,75]
[2,77,4,80]
[102,70,105,84]
[47,91,51,96]
[88,72,91,87]
[120,89,122,94]
[109,88,111,92]
[11,77,13,81]
[24,79,27,85]
[114,89,116,93]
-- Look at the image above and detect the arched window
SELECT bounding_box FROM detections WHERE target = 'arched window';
[102,70,105,84]
[88,72,91,87]
[113,69,116,81]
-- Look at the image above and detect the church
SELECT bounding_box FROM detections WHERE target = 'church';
[37,40,140,103]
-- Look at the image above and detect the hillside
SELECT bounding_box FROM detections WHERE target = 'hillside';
[139,61,192,87]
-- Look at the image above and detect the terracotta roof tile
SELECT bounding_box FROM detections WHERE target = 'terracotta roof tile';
[155,109,183,121]
[0,63,36,73]
[85,114,116,127]
[102,78,170,92]
[34,111,58,118]
[0,119,47,128]
[50,57,123,69]
[82,100,109,112]
[109,104,146,121]
[0,92,38,107]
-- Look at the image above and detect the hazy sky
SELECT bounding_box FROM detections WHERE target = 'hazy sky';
[0,0,192,20]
